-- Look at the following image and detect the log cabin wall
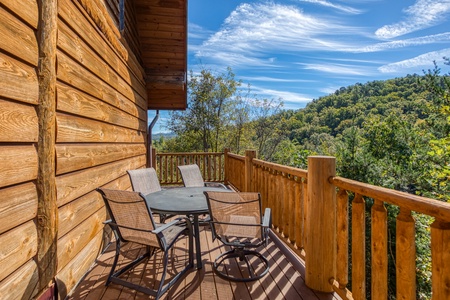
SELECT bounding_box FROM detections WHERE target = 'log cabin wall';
[0,0,147,298]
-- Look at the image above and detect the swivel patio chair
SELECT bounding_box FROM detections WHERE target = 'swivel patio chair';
[178,164,228,189]
[97,188,194,299]
[127,167,172,222]
[203,191,271,282]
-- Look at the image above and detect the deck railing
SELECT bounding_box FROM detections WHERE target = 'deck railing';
[155,150,225,185]
[155,149,450,299]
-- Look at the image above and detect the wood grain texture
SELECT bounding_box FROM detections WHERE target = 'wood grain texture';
[36,0,58,293]
[0,100,38,142]
[56,143,146,175]
[371,200,388,300]
[336,189,349,289]
[0,259,38,300]
[0,182,38,235]
[56,113,145,143]
[0,220,38,282]
[0,6,38,66]
[396,209,416,300]
[0,145,38,188]
[0,54,39,104]
[58,0,145,87]
[351,194,366,300]
[56,155,145,207]
[431,220,450,300]
[305,156,336,293]
[57,82,146,128]
[1,0,38,29]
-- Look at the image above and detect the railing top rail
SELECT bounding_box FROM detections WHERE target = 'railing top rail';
[227,153,245,161]
[331,176,450,220]
[253,159,308,179]
[157,152,223,156]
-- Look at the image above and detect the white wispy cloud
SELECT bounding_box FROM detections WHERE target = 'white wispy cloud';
[356,32,450,52]
[250,85,313,105]
[195,2,365,67]
[300,63,374,76]
[378,48,450,73]
[375,0,450,39]
[297,0,363,14]
[238,75,316,83]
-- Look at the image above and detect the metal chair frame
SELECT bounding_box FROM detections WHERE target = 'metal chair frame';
[97,188,194,299]
[204,191,271,282]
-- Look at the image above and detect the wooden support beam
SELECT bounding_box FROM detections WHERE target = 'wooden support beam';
[305,156,336,292]
[37,0,58,294]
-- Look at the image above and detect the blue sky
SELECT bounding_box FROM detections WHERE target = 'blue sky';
[150,0,450,133]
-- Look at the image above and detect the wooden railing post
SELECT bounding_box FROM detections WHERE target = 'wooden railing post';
[244,150,256,192]
[305,156,336,292]
[224,148,230,185]
[151,147,157,169]
[431,220,450,300]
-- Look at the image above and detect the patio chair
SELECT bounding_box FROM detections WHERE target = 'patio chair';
[178,164,228,189]
[203,191,271,282]
[97,188,194,299]
[127,167,172,222]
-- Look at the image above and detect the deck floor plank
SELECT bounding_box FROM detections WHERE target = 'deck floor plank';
[68,228,342,300]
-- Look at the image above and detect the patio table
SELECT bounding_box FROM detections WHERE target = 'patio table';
[144,186,230,269]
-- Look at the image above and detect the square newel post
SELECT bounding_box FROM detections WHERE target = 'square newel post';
[245,150,256,192]
[224,148,230,186]
[305,156,336,292]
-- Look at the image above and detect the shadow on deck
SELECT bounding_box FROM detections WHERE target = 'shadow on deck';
[67,225,341,300]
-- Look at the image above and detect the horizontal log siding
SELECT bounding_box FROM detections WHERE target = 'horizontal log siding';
[0,1,39,298]
[54,0,147,298]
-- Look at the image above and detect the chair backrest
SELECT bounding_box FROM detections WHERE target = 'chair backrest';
[178,164,205,187]
[97,188,160,247]
[204,191,262,239]
[127,168,162,195]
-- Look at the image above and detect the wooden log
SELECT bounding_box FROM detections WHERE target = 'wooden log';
[0,182,38,235]
[56,155,143,207]
[336,189,349,289]
[396,208,416,300]
[351,194,366,300]
[58,0,146,91]
[56,143,146,175]
[0,100,38,142]
[0,259,38,299]
[57,79,146,124]
[371,200,388,300]
[1,0,38,29]
[0,145,38,188]
[0,220,38,282]
[305,156,336,292]
[57,207,106,271]
[37,0,58,293]
[431,220,450,300]
[0,6,38,66]
[55,230,104,299]
[0,54,39,104]
[56,113,145,143]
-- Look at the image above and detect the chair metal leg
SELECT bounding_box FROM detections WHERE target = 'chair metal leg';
[213,247,269,282]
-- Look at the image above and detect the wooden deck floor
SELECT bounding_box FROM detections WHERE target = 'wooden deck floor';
[67,225,341,300]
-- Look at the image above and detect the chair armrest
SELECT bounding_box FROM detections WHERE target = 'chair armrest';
[262,208,271,228]
[152,217,192,234]
[204,182,229,189]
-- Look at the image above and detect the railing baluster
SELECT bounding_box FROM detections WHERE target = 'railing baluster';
[431,219,450,300]
[352,193,366,300]
[287,176,295,242]
[336,189,348,290]
[371,200,388,300]
[396,208,416,300]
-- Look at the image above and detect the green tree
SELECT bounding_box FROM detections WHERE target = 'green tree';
[167,67,241,152]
